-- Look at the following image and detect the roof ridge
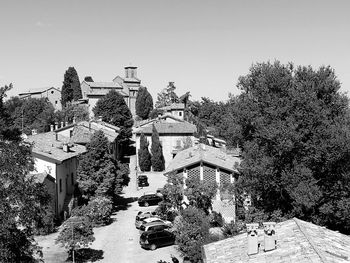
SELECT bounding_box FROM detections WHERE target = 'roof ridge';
[293,218,327,263]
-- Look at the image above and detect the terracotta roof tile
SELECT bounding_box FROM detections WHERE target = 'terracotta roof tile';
[25,132,86,163]
[165,144,240,174]
[202,218,350,263]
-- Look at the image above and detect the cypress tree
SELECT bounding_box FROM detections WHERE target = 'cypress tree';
[151,124,165,171]
[61,67,81,107]
[136,87,153,120]
[138,133,151,171]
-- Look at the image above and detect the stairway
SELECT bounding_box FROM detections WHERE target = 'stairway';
[62,194,73,218]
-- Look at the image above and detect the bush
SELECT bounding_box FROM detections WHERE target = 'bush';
[221,220,245,238]
[209,211,224,227]
[72,197,113,226]
[34,206,56,235]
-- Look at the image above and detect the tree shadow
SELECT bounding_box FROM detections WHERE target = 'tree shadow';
[66,248,104,262]
[113,194,138,212]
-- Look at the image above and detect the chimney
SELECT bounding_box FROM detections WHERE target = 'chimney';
[50,125,54,132]
[263,222,276,252]
[246,223,259,255]
[98,116,102,121]
[61,121,64,128]
[55,122,58,130]
[65,121,68,127]
[62,143,69,152]
[73,117,76,124]
[31,129,37,135]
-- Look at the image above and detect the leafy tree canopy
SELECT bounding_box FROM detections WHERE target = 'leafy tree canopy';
[232,61,350,233]
[77,130,129,201]
[92,90,133,141]
[155,82,179,108]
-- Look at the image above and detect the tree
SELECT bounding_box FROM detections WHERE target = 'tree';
[151,124,165,171]
[185,177,218,215]
[232,61,350,233]
[84,76,94,82]
[0,84,46,262]
[77,130,130,201]
[55,216,95,260]
[155,82,179,108]
[136,87,153,120]
[9,97,55,135]
[93,90,133,142]
[61,67,81,107]
[138,133,151,171]
[173,206,210,263]
[54,104,89,124]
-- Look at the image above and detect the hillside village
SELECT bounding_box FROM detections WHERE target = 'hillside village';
[1,62,350,263]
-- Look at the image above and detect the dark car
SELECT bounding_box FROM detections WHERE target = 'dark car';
[138,175,149,187]
[138,194,163,207]
[139,229,175,250]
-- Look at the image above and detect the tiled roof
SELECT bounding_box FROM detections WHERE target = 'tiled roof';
[135,121,196,135]
[134,113,185,128]
[86,88,128,97]
[159,103,185,111]
[69,121,119,144]
[165,144,240,174]
[202,218,350,263]
[19,87,61,95]
[85,81,122,88]
[25,132,86,164]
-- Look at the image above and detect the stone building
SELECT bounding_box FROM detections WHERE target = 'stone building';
[80,66,142,117]
[19,87,62,111]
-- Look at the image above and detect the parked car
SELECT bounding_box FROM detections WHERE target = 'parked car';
[138,175,149,187]
[139,221,170,233]
[135,211,158,229]
[141,217,172,228]
[138,194,163,207]
[139,229,176,250]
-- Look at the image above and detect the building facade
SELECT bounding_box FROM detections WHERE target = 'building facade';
[19,87,62,111]
[165,144,241,222]
[25,132,86,218]
[80,66,142,117]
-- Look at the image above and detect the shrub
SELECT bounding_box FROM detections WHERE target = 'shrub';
[72,197,113,226]
[34,206,56,235]
[209,211,224,227]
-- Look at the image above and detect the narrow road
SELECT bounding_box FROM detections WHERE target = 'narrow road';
[90,155,181,263]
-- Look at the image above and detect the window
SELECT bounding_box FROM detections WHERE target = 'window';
[71,172,74,185]
[55,101,58,104]
[179,111,182,117]
[59,179,62,193]
[51,91,54,94]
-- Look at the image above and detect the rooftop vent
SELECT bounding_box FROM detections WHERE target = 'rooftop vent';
[263,222,276,252]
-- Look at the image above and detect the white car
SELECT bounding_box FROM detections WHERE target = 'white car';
[141,217,172,227]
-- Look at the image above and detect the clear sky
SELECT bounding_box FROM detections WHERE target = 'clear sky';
[0,0,349,102]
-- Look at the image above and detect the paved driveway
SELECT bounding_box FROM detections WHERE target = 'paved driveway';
[90,155,182,263]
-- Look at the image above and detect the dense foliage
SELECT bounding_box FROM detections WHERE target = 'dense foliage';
[138,133,151,171]
[5,96,55,135]
[136,87,153,120]
[77,130,130,201]
[231,61,350,233]
[0,84,47,262]
[151,124,165,171]
[61,67,81,107]
[93,90,133,142]
[173,206,210,263]
[155,82,179,108]
[54,103,89,124]
[71,197,113,226]
[55,216,95,257]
